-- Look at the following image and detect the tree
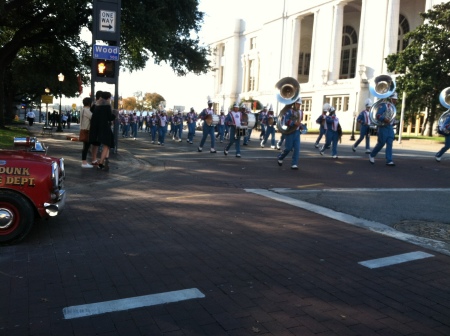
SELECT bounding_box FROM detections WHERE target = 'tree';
[386,1,450,136]
[0,0,210,127]
[122,97,137,111]
[143,92,165,111]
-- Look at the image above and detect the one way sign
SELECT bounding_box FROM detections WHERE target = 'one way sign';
[99,10,116,33]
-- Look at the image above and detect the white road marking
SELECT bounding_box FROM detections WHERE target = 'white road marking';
[270,188,450,193]
[63,288,205,319]
[245,189,450,257]
[359,251,434,269]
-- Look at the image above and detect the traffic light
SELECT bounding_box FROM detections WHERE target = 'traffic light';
[96,59,115,78]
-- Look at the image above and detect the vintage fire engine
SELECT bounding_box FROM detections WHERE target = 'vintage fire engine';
[0,137,66,244]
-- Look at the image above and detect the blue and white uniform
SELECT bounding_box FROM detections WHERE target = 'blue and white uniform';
[277,99,303,169]
[158,112,168,145]
[369,94,397,165]
[314,111,328,148]
[224,105,243,157]
[260,109,276,148]
[320,109,339,158]
[130,112,138,139]
[149,114,158,143]
[186,108,197,144]
[198,101,216,152]
[352,99,372,153]
[436,114,450,161]
[217,112,226,142]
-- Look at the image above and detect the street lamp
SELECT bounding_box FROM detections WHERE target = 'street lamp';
[44,87,50,126]
[56,73,64,132]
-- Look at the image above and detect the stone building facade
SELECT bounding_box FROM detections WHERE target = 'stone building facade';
[208,0,448,134]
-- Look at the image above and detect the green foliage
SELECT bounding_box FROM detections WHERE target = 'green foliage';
[386,2,450,135]
[143,93,165,111]
[0,0,210,126]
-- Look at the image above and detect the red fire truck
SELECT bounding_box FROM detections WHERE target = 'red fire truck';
[0,137,66,244]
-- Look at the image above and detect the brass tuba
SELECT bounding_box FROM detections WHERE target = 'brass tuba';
[437,87,450,135]
[368,75,397,126]
[275,77,302,134]
[275,77,300,104]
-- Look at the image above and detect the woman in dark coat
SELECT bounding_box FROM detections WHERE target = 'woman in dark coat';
[89,91,115,170]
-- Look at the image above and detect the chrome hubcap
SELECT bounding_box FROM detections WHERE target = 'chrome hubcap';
[0,209,14,229]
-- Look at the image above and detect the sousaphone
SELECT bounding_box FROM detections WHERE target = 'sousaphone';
[437,87,450,135]
[274,77,301,134]
[368,75,397,126]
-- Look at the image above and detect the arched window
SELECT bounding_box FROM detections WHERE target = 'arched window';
[340,25,358,79]
[397,14,410,52]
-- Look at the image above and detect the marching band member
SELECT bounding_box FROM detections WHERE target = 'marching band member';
[352,99,372,153]
[186,107,197,144]
[217,109,226,143]
[258,105,268,140]
[158,110,168,146]
[224,108,230,140]
[242,105,252,146]
[138,113,144,131]
[314,104,329,148]
[149,113,158,144]
[130,111,138,140]
[121,112,130,138]
[260,106,277,149]
[168,112,175,139]
[224,103,243,157]
[145,113,151,132]
[319,107,340,159]
[198,100,216,153]
[369,92,398,166]
[175,110,184,142]
[435,112,450,162]
[277,98,303,169]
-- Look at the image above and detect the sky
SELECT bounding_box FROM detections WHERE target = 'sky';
[74,0,262,111]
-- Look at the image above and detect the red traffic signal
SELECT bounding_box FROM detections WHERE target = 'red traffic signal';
[96,59,115,78]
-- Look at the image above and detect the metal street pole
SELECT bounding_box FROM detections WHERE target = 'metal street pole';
[350,91,358,140]
[56,73,64,132]
[398,91,406,144]
[350,115,356,141]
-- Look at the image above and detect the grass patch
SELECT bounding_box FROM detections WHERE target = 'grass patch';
[0,126,30,149]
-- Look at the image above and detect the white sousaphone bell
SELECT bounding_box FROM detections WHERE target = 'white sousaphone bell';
[437,87,450,134]
[368,74,397,126]
[274,77,305,134]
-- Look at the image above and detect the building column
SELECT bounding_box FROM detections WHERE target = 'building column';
[241,55,248,93]
[383,0,400,73]
[329,3,344,81]
[290,17,302,79]
[256,52,261,91]
[356,0,368,74]
[310,9,320,84]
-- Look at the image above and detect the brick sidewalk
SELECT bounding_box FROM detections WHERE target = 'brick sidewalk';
[0,124,448,335]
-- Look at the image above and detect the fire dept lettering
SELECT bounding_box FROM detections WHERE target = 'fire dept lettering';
[0,167,30,175]
[0,167,35,186]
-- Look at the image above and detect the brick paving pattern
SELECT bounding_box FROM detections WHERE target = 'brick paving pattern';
[0,124,449,335]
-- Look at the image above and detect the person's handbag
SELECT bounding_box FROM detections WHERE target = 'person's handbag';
[79,129,90,142]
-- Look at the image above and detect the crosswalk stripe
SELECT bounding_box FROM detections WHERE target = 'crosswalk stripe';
[358,251,434,269]
[63,288,205,319]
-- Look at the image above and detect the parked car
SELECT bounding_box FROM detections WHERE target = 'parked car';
[0,137,66,244]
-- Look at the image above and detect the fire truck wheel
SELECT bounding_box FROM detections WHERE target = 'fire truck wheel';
[0,190,34,245]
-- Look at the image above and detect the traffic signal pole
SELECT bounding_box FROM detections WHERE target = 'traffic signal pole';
[91,0,121,153]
